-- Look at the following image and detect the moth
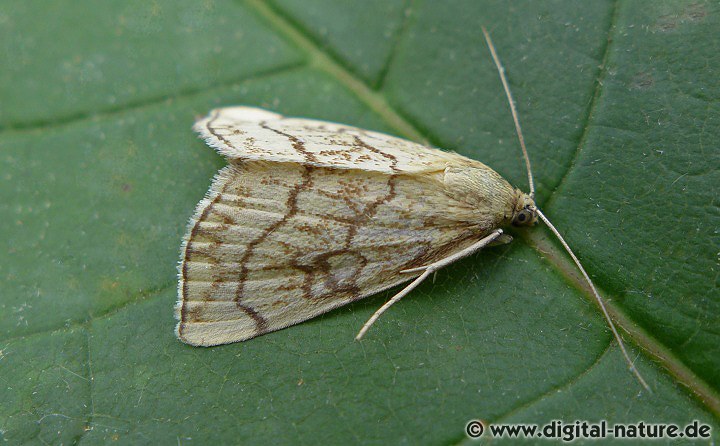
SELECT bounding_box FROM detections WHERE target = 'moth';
[175,29,648,389]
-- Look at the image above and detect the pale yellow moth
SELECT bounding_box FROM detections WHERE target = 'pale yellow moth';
[175,29,648,390]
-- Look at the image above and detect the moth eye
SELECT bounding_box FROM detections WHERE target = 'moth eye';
[513,208,535,227]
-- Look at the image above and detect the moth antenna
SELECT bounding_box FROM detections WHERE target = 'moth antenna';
[481,27,535,197]
[483,27,647,390]
[536,209,650,391]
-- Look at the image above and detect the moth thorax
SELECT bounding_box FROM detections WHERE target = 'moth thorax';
[511,191,538,227]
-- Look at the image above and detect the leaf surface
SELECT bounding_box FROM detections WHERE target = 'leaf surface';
[1,0,718,444]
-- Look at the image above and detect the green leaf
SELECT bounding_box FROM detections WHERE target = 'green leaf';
[1,0,718,444]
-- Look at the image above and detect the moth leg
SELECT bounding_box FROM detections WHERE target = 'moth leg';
[489,233,513,246]
[400,229,505,274]
[355,229,504,340]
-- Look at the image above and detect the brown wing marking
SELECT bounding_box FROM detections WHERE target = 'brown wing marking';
[228,125,399,336]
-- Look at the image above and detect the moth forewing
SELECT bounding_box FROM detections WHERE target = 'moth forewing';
[175,110,527,347]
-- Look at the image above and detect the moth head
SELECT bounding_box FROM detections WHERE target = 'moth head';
[512,192,538,227]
